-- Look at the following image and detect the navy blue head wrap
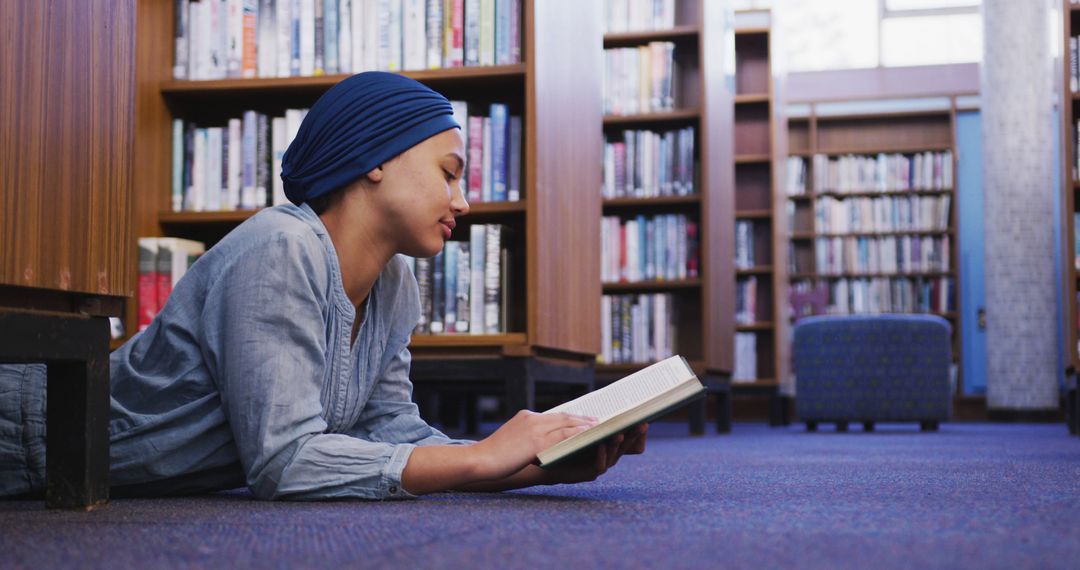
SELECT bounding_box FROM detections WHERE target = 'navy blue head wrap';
[281,71,459,205]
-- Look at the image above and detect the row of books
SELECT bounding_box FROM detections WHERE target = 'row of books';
[603,42,678,116]
[790,277,955,316]
[137,237,207,331]
[815,235,951,276]
[174,0,522,81]
[813,194,952,234]
[603,0,677,34]
[732,332,757,383]
[735,220,757,269]
[1070,36,1079,93]
[602,127,697,199]
[407,224,510,335]
[599,293,677,365]
[1073,121,1080,180]
[171,101,520,212]
[171,110,303,212]
[811,151,954,194]
[735,277,758,325]
[600,214,700,284]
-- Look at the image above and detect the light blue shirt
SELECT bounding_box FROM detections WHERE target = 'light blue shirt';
[108,203,465,500]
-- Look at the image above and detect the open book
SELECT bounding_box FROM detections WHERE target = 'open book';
[537,355,705,467]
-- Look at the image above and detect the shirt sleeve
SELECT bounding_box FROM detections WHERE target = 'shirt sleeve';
[346,340,474,447]
[201,232,414,501]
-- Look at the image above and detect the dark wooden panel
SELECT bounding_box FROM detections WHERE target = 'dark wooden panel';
[735,162,772,211]
[816,115,952,151]
[700,1,736,373]
[735,32,769,95]
[786,63,979,103]
[0,0,135,297]
[529,0,603,355]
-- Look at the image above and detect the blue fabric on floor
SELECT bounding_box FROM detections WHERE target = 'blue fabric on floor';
[1,423,1078,569]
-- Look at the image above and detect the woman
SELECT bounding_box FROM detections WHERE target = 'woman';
[0,72,647,500]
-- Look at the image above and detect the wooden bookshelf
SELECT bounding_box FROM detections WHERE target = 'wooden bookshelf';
[131,0,603,385]
[732,11,789,395]
[1061,1,1080,374]
[786,99,963,389]
[596,0,735,388]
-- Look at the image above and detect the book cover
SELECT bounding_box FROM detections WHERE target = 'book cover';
[538,355,704,467]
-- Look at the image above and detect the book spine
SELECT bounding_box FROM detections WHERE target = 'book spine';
[388,0,403,71]
[468,224,486,334]
[507,114,521,201]
[155,239,175,318]
[206,127,223,211]
[314,0,325,74]
[271,116,288,206]
[227,118,242,209]
[241,110,257,209]
[430,248,445,333]
[277,0,293,76]
[402,0,426,70]
[444,0,464,67]
[425,0,443,69]
[300,0,315,75]
[489,103,507,202]
[258,0,278,76]
[137,238,159,332]
[481,116,492,201]
[324,0,339,74]
[455,241,471,332]
[478,0,494,66]
[414,256,432,333]
[256,113,270,207]
[483,224,502,332]
[338,0,354,73]
[442,242,458,332]
[494,0,509,65]
[241,0,258,77]
[174,0,190,79]
[467,115,484,202]
[171,119,184,212]
[191,128,207,211]
[464,0,480,66]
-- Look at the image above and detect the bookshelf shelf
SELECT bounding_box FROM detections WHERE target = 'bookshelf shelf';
[731,378,778,388]
[735,94,770,104]
[736,322,774,331]
[815,144,954,156]
[792,229,954,239]
[810,189,954,199]
[601,108,700,126]
[602,25,700,47]
[158,200,526,226]
[597,359,707,376]
[736,266,774,275]
[735,209,772,219]
[602,278,702,293]
[602,195,700,209]
[816,271,953,279]
[409,333,527,349]
[735,154,771,164]
[160,64,528,97]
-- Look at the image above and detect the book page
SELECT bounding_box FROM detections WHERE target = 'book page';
[545,356,692,421]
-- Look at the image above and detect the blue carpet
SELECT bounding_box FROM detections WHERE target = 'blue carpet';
[1,423,1078,569]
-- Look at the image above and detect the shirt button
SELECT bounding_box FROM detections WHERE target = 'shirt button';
[389,486,398,494]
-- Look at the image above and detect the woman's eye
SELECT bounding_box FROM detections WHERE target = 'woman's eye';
[444,170,456,182]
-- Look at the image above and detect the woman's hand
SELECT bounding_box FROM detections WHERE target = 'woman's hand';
[470,410,598,481]
[540,423,649,485]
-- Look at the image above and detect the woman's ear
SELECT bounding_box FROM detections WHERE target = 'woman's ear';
[365,165,384,183]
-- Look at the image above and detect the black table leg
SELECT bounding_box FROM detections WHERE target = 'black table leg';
[0,309,110,509]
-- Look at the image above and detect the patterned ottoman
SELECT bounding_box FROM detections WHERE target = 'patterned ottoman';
[792,315,952,432]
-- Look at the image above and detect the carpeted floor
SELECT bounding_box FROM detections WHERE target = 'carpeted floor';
[1,422,1078,569]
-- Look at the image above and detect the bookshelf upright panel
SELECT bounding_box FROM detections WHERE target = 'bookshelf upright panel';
[1061,0,1080,372]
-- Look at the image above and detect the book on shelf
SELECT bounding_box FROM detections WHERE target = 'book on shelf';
[735,276,757,324]
[785,156,807,196]
[411,223,511,335]
[603,126,696,199]
[172,0,521,80]
[538,354,703,467]
[734,220,755,269]
[603,42,676,116]
[821,276,954,315]
[600,293,676,365]
[137,237,206,331]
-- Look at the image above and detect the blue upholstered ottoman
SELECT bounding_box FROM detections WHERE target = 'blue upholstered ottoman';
[792,315,952,432]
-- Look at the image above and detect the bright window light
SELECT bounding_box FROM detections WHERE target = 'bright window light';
[880,13,982,67]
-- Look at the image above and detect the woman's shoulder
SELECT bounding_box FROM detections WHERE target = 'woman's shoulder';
[200,205,333,282]
[375,255,421,336]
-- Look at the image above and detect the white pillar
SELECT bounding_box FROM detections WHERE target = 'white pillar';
[981,0,1059,410]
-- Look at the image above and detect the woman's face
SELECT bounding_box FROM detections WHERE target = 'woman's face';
[378,128,469,258]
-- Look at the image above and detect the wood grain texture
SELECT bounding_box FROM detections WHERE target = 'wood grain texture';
[528,0,603,355]
[1061,2,1078,371]
[0,0,136,299]
[700,1,736,374]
